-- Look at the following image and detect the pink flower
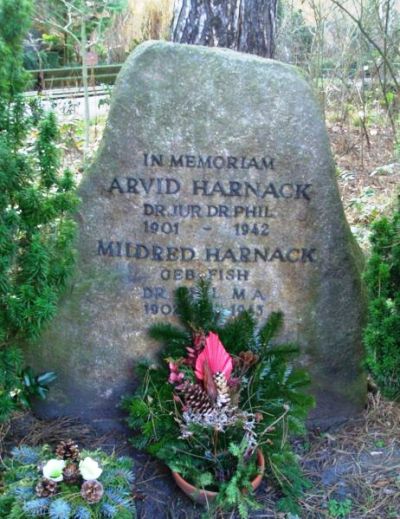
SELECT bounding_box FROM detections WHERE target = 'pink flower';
[168,372,184,384]
[195,332,233,382]
[168,361,185,385]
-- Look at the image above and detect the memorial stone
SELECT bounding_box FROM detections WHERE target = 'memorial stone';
[25,41,366,429]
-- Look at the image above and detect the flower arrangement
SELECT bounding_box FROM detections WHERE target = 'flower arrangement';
[0,440,136,518]
[124,280,314,517]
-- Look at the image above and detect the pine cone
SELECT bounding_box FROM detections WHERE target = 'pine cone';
[178,381,213,415]
[63,462,81,484]
[80,480,104,503]
[55,439,80,461]
[214,372,231,408]
[36,478,58,497]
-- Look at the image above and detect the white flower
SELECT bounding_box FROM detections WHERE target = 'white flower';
[42,459,66,482]
[79,457,102,480]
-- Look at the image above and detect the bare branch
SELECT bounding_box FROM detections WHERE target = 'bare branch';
[33,16,81,45]
[329,0,399,90]
[60,0,85,17]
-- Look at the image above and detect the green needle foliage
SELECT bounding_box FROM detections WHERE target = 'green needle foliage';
[124,280,314,515]
[363,195,400,399]
[0,0,78,421]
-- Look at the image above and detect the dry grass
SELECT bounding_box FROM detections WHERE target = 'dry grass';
[0,411,130,461]
[232,393,400,518]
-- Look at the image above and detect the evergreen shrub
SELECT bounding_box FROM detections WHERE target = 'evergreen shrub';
[0,0,78,420]
[364,196,400,398]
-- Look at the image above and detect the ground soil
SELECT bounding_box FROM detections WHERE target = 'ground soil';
[2,392,400,518]
[327,109,399,251]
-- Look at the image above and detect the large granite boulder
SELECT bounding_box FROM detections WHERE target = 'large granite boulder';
[25,41,366,430]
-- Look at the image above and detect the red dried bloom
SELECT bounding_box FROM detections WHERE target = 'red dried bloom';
[195,332,233,382]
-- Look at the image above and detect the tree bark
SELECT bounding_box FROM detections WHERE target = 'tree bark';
[171,0,277,59]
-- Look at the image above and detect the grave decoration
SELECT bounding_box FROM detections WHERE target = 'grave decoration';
[124,280,314,515]
[0,441,135,518]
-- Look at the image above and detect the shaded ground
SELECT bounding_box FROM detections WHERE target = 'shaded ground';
[299,393,400,518]
[329,118,399,251]
[2,393,400,518]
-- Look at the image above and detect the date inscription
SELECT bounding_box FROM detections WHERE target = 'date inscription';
[99,152,317,317]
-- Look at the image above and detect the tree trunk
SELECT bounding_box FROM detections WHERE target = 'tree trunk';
[171,0,277,59]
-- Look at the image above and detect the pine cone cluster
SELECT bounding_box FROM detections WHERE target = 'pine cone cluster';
[178,373,233,419]
[178,381,213,415]
[55,439,80,461]
[81,479,104,503]
[33,440,107,508]
[36,478,58,497]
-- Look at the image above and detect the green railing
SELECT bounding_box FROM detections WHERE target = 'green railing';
[26,63,123,91]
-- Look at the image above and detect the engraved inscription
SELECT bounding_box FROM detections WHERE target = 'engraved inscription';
[98,152,317,317]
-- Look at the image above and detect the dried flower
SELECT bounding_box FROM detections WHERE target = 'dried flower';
[195,333,232,382]
[239,351,259,368]
[185,331,206,366]
[194,333,232,400]
[168,361,185,384]
[228,376,241,388]
[193,331,206,350]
